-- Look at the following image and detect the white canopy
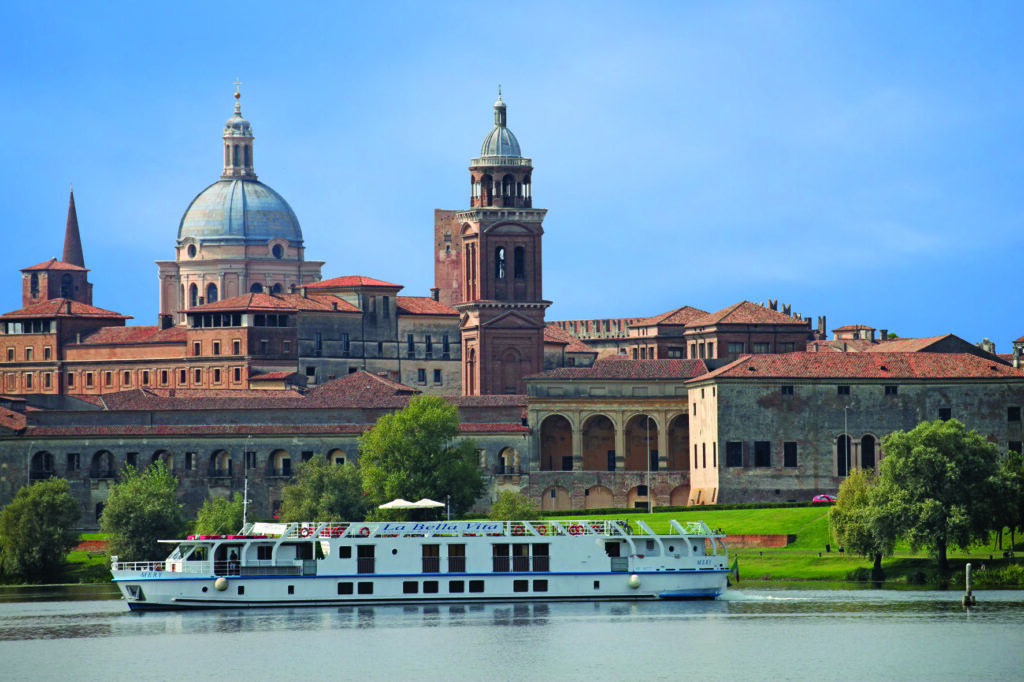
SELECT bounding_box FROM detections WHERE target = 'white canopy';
[411,498,445,509]
[378,498,415,509]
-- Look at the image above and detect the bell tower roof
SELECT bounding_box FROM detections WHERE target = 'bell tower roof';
[478,86,523,161]
[62,185,85,268]
[222,81,257,180]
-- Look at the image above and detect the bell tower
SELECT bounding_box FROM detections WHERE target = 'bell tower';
[453,91,550,395]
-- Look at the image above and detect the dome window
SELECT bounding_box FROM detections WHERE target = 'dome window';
[272,244,284,259]
[187,244,197,258]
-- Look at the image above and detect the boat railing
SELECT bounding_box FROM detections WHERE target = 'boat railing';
[112,560,169,573]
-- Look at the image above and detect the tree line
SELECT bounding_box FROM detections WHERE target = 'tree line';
[830,418,1024,578]
[0,396,487,580]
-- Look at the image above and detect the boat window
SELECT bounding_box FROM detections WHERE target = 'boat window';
[447,544,466,573]
[468,580,485,593]
[338,546,352,559]
[449,580,465,593]
[186,546,208,562]
[533,580,548,592]
[604,541,621,558]
[423,581,439,594]
[513,580,529,593]
[338,582,354,595]
[358,582,373,595]
[257,545,272,561]
[403,581,419,594]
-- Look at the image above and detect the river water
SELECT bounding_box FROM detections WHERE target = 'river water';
[1,587,1022,681]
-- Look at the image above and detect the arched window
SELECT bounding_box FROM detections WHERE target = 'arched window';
[61,274,73,298]
[271,283,283,294]
[480,174,493,206]
[501,174,514,197]
[206,283,218,304]
[837,435,852,477]
[189,283,199,307]
[861,435,876,471]
[514,246,525,279]
[29,274,39,296]
[495,247,506,279]
[244,145,251,168]
[250,283,264,293]
[232,144,239,166]
[224,145,230,167]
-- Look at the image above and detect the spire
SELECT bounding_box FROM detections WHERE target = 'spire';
[493,85,507,127]
[62,185,85,267]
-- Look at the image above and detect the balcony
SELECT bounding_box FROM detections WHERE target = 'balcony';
[266,467,293,478]
[29,468,55,482]
[357,558,375,574]
[206,468,232,479]
[422,557,440,574]
[89,468,117,480]
[494,465,523,476]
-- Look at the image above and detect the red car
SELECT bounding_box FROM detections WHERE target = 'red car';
[813,494,837,503]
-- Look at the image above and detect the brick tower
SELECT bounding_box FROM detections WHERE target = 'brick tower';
[452,91,550,395]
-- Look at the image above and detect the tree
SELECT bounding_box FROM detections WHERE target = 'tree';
[194,492,245,535]
[279,455,368,522]
[0,478,81,582]
[829,468,897,579]
[359,395,485,516]
[995,450,1024,550]
[101,461,186,562]
[880,419,1001,572]
[488,491,540,521]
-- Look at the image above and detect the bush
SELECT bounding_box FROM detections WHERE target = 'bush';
[0,478,81,582]
[845,567,873,582]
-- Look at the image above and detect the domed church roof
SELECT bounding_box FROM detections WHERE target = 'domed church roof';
[479,90,522,158]
[177,179,301,244]
[176,88,303,246]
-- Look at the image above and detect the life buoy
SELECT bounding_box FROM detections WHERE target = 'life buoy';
[569,524,583,536]
[299,527,312,538]
[358,526,370,537]
[512,525,525,536]
[537,525,548,535]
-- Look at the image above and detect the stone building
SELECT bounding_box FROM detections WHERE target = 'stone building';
[686,352,1024,504]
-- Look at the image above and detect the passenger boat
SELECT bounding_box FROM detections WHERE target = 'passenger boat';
[110,518,729,610]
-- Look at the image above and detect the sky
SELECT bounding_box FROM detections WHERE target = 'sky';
[1,2,1022,348]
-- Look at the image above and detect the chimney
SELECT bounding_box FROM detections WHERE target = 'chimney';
[300,286,308,298]
[1014,346,1020,369]
[880,329,887,342]
[159,314,173,330]
[430,287,440,301]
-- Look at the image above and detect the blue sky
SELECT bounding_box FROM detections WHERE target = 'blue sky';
[1,2,1022,348]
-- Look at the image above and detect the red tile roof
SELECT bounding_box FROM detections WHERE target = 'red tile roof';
[22,258,88,272]
[185,292,360,313]
[301,370,420,408]
[689,301,808,328]
[1,298,128,320]
[806,339,878,353]
[635,305,708,327]
[867,335,950,353]
[0,405,26,432]
[250,371,298,381]
[529,358,710,380]
[833,324,876,332]
[544,325,596,354]
[77,325,187,345]
[694,352,1024,382]
[305,275,402,289]
[396,296,458,315]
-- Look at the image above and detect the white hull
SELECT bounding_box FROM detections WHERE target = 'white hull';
[112,519,729,610]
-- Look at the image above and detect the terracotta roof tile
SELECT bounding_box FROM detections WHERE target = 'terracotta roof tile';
[305,275,403,289]
[185,292,359,313]
[77,325,187,345]
[22,258,88,272]
[635,305,708,327]
[1,298,128,320]
[396,296,458,315]
[693,352,1024,382]
[688,301,808,328]
[529,358,709,380]
[0,405,26,432]
[833,324,876,332]
[250,371,298,381]
[544,324,596,353]
[868,335,950,352]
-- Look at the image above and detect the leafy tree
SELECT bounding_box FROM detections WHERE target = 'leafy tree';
[880,419,1001,572]
[488,491,540,521]
[101,462,186,562]
[0,478,81,582]
[194,492,245,535]
[279,455,368,522]
[995,450,1024,549]
[829,468,896,579]
[359,395,485,516]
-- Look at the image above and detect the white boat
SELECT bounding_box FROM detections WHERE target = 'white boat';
[110,518,729,610]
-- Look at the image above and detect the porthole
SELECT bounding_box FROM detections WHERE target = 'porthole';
[392,548,398,555]
[202,586,208,593]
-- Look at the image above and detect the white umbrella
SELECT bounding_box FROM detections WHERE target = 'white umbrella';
[411,498,445,509]
[378,498,415,509]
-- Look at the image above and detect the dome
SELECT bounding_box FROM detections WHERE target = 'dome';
[177,178,302,244]
[224,111,252,136]
[480,126,521,158]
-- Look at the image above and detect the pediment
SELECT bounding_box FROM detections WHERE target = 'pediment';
[481,309,545,329]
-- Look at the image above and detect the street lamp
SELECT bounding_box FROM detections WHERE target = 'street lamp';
[646,415,653,514]
[844,405,851,477]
